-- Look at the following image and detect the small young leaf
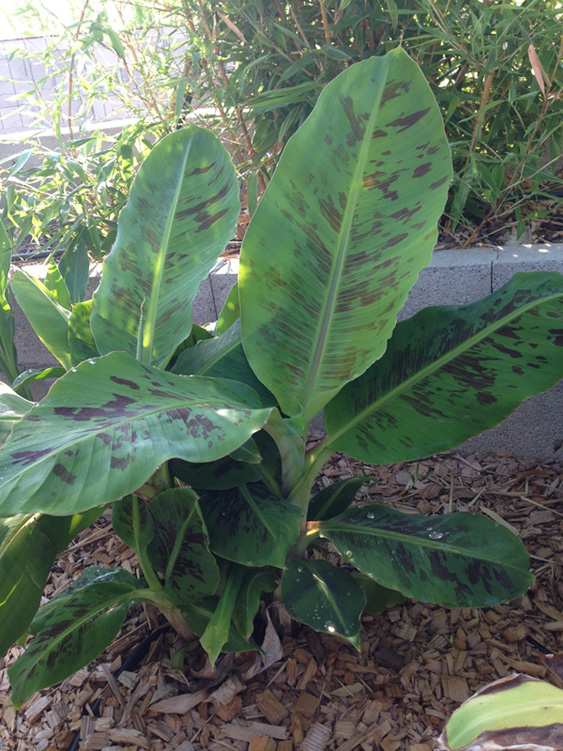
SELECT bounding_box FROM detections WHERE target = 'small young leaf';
[10,271,72,369]
[44,261,71,310]
[233,568,277,639]
[68,300,100,365]
[59,243,90,303]
[307,477,365,521]
[215,283,240,335]
[281,560,365,648]
[200,564,246,666]
[11,366,65,394]
[181,596,259,654]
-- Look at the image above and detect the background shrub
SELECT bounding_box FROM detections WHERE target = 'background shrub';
[1,0,562,263]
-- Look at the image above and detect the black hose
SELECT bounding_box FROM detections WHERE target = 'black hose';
[10,248,65,263]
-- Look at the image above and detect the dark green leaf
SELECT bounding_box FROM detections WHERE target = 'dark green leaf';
[200,482,301,568]
[147,488,219,608]
[318,504,533,608]
[281,559,365,647]
[170,431,281,491]
[112,495,154,552]
[229,437,262,464]
[8,567,139,708]
[352,573,406,615]
[308,477,365,521]
[325,272,563,463]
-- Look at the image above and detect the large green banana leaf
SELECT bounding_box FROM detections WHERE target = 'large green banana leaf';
[0,508,104,657]
[91,126,239,367]
[318,504,533,607]
[0,352,271,516]
[239,47,452,421]
[8,567,141,708]
[324,272,563,463]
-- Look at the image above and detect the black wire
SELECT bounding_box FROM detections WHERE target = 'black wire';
[10,248,65,262]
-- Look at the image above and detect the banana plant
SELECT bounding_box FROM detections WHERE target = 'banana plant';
[1,48,562,708]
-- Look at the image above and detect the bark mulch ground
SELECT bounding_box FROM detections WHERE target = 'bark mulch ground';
[1,450,562,751]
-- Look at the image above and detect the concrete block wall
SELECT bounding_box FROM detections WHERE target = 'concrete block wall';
[5,244,563,459]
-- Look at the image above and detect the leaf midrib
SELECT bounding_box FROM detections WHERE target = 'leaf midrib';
[302,59,391,416]
[326,290,563,446]
[320,521,526,572]
[140,140,192,365]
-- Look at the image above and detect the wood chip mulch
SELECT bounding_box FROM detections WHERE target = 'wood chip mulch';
[1,450,562,751]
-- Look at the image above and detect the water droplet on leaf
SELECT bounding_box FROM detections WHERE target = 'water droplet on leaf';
[429,530,444,540]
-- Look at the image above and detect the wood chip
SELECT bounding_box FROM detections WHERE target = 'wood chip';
[221,722,289,741]
[256,689,289,724]
[249,737,277,751]
[301,722,332,751]
[441,676,469,703]
[150,689,208,714]
[107,727,151,748]
[293,692,320,717]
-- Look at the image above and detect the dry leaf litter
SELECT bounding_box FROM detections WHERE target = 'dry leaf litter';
[1,448,562,751]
